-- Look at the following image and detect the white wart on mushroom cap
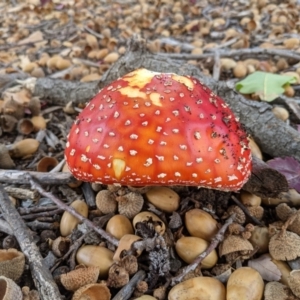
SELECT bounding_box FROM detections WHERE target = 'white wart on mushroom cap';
[65,68,252,191]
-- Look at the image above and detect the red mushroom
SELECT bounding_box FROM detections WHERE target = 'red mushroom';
[65,68,251,191]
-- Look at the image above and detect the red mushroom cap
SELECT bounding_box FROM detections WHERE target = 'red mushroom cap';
[65,68,252,191]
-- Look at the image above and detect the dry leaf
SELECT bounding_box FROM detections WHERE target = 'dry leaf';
[248,254,281,282]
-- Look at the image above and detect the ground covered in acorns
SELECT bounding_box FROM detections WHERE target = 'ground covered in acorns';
[1,0,300,299]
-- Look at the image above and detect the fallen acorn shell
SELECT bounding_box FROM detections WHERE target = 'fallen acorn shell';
[60,265,100,292]
[168,276,225,300]
[106,214,134,240]
[0,275,23,300]
[9,138,40,158]
[175,236,218,269]
[240,191,261,207]
[249,226,269,253]
[226,267,264,300]
[60,200,88,236]
[132,211,165,235]
[72,283,111,300]
[0,248,25,281]
[219,234,253,257]
[145,187,180,212]
[107,264,129,288]
[52,236,71,257]
[264,281,295,300]
[31,115,46,131]
[17,118,34,135]
[184,209,218,241]
[76,245,114,278]
[262,189,300,206]
[113,234,142,261]
[36,156,59,172]
[96,190,117,214]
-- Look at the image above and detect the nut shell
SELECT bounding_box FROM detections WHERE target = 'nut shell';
[76,245,114,278]
[185,209,218,241]
[168,276,225,300]
[106,214,134,239]
[175,236,218,269]
[96,190,117,214]
[113,234,142,261]
[117,192,144,219]
[133,211,165,235]
[60,200,88,236]
[145,187,180,212]
[219,234,253,257]
[226,267,264,300]
[9,139,40,158]
[264,281,296,300]
[249,226,269,253]
[0,248,25,281]
[287,270,300,297]
[36,156,59,172]
[60,266,100,292]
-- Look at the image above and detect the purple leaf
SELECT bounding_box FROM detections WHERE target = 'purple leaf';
[267,157,300,193]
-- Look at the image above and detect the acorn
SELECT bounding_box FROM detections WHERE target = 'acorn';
[240,191,261,207]
[72,283,111,300]
[145,187,180,212]
[113,234,142,261]
[169,276,225,300]
[184,209,218,241]
[226,267,264,300]
[106,214,134,240]
[0,248,25,281]
[9,138,40,158]
[60,200,88,236]
[76,245,114,278]
[175,236,218,269]
[31,115,47,131]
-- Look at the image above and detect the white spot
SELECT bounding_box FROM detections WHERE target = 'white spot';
[125,120,131,126]
[214,159,220,163]
[118,146,124,151]
[123,102,128,105]
[144,158,153,167]
[214,177,222,183]
[156,126,162,132]
[196,157,203,163]
[75,128,80,134]
[107,163,111,168]
[135,178,141,181]
[160,141,167,145]
[170,97,175,101]
[173,155,179,160]
[142,121,148,126]
[92,138,99,143]
[179,145,187,150]
[86,118,91,123]
[156,155,164,161]
[172,129,179,133]
[199,113,204,119]
[81,154,89,162]
[109,132,115,137]
[125,166,131,171]
[237,163,243,171]
[157,173,167,178]
[196,99,203,104]
[205,169,211,173]
[114,111,120,118]
[155,110,160,115]
[208,147,213,152]
[97,155,106,160]
[103,144,109,148]
[130,134,138,139]
[93,164,101,170]
[107,85,113,90]
[97,127,102,133]
[175,172,181,177]
[165,117,171,122]
[145,102,151,107]
[130,150,137,156]
[228,174,238,181]
[172,110,179,116]
[192,173,197,178]
[140,113,145,117]
[70,149,75,156]
[133,104,139,108]
[186,162,193,166]
[148,139,154,144]
[211,115,217,120]
[194,131,201,140]
[99,104,104,110]
[179,93,184,97]
[66,141,70,148]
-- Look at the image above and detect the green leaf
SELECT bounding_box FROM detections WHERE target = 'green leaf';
[235,71,297,101]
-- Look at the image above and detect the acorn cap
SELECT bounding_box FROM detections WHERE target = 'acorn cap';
[276,203,294,221]
[36,156,59,172]
[60,266,100,292]
[0,248,25,281]
[116,192,144,219]
[219,234,253,257]
[264,281,296,300]
[247,205,264,221]
[71,283,111,300]
[0,276,23,300]
[107,264,129,288]
[227,205,246,224]
[287,270,300,298]
[95,190,117,214]
[21,286,40,300]
[269,231,300,261]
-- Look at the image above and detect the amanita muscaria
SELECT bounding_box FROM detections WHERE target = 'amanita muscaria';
[65,68,252,191]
